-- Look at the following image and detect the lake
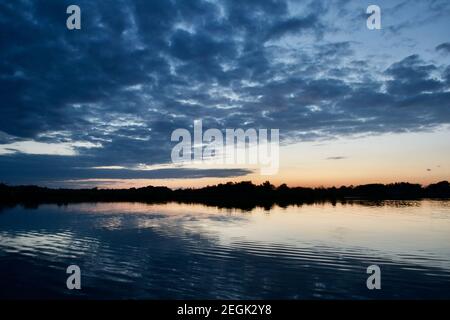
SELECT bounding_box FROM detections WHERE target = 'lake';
[1,200,450,299]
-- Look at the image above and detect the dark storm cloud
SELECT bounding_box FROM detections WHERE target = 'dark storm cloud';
[0,154,252,185]
[436,42,450,54]
[265,14,324,41]
[385,55,444,96]
[385,0,450,35]
[1,0,450,185]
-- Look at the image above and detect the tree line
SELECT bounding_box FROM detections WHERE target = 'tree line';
[1,180,449,210]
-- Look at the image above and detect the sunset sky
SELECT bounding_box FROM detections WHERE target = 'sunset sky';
[1,0,449,189]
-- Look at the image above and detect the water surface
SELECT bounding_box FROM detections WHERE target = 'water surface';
[1,200,450,299]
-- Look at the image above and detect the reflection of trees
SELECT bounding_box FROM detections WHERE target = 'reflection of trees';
[0,181,449,211]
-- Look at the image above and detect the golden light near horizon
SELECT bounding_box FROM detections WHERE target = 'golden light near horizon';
[62,125,450,190]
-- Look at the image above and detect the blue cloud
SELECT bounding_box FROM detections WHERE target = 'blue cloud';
[0,0,449,185]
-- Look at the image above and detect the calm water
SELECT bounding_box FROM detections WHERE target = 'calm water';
[1,201,450,299]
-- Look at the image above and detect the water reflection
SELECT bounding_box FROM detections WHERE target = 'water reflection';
[0,201,450,299]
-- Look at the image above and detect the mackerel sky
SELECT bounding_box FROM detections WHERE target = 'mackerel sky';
[1,0,449,188]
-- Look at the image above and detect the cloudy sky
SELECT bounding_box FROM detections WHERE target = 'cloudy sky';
[1,0,449,188]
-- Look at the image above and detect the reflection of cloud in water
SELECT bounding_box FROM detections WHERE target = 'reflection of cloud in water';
[0,201,450,299]
[44,200,450,271]
[0,231,100,260]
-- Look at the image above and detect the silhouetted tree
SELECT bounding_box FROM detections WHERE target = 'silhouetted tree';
[0,180,449,211]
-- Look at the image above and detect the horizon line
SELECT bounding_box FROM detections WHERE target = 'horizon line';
[1,179,449,191]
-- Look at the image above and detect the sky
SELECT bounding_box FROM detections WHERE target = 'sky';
[0,0,450,189]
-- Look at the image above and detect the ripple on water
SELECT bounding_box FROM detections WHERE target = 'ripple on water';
[0,201,450,299]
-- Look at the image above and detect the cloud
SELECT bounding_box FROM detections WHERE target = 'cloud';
[0,154,252,185]
[436,42,450,54]
[265,14,324,41]
[1,0,450,185]
[385,55,444,95]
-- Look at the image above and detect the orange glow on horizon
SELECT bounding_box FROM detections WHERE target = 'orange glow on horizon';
[59,127,450,190]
